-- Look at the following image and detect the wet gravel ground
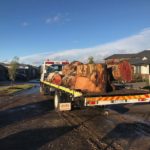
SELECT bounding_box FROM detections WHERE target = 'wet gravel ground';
[0,86,150,150]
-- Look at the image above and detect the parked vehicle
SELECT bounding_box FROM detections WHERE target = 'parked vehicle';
[40,60,150,111]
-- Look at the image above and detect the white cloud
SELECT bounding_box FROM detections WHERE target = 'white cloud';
[20,28,150,65]
[45,13,70,24]
[21,21,29,27]
[46,15,60,24]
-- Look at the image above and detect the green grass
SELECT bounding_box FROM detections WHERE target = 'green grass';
[0,84,34,96]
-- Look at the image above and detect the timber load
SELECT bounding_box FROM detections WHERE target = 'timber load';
[47,61,113,93]
[74,64,109,93]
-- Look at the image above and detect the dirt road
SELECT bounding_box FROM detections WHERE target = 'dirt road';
[0,85,150,150]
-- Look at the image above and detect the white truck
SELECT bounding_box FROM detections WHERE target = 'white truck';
[40,60,150,111]
[40,60,69,94]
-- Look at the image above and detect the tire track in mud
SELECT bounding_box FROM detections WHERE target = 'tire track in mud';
[106,112,150,150]
[59,111,122,150]
[60,109,150,150]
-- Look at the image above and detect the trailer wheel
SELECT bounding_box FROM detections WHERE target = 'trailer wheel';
[54,91,60,110]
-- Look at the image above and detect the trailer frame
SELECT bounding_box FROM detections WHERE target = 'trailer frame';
[40,81,150,110]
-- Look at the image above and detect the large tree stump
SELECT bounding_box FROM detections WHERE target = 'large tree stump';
[107,60,133,82]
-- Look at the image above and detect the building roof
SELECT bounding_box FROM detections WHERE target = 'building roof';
[136,50,150,59]
[2,63,38,69]
[105,50,150,65]
[130,50,150,65]
[129,58,150,65]
[0,63,7,70]
[0,62,6,66]
[104,53,136,60]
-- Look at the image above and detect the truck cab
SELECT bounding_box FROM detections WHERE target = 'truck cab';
[40,60,69,94]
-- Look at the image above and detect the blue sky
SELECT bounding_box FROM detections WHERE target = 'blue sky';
[0,0,150,64]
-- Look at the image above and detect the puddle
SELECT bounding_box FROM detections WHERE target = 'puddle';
[14,83,40,97]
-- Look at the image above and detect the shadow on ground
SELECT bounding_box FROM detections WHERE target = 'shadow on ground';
[0,126,77,150]
[0,99,54,128]
[101,122,150,149]
[109,104,130,114]
[133,102,150,106]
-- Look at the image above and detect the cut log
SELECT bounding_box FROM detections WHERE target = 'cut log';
[74,76,102,93]
[62,61,82,76]
[61,63,111,93]
[62,75,76,89]
[107,60,133,82]
[76,64,108,93]
[118,61,133,82]
[47,73,62,85]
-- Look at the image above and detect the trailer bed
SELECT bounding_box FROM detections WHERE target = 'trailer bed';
[41,81,150,107]
[83,89,149,97]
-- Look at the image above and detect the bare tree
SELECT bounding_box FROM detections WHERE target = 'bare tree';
[8,56,19,85]
[88,56,94,64]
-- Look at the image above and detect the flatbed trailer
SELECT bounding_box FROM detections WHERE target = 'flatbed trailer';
[40,81,150,111]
